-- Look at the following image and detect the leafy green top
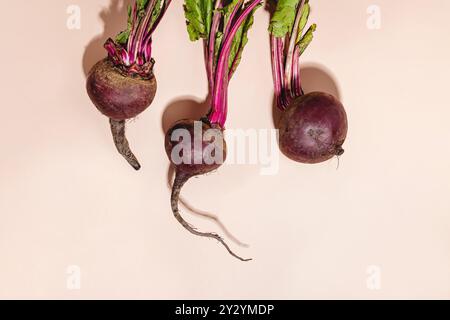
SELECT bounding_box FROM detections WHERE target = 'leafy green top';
[268,0,300,37]
[269,0,316,54]
[184,0,213,41]
[184,0,260,75]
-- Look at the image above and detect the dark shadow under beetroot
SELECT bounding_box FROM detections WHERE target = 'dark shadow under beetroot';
[161,96,211,134]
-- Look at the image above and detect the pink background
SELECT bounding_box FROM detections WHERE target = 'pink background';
[1,0,450,299]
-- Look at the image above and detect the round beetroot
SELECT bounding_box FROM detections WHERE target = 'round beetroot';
[86,58,157,170]
[86,58,157,121]
[278,92,348,164]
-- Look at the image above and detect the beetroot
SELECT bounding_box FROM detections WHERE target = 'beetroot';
[165,120,250,261]
[278,92,347,163]
[86,0,171,170]
[87,59,157,170]
[269,0,348,164]
[87,59,156,121]
[165,0,262,261]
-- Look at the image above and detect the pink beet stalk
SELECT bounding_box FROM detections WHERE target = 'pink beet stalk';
[284,0,304,94]
[208,0,262,127]
[270,0,315,110]
[105,0,172,79]
[271,36,289,110]
[206,0,223,94]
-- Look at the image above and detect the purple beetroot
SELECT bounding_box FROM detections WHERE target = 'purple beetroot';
[164,0,263,261]
[87,0,172,170]
[279,92,347,163]
[269,0,348,163]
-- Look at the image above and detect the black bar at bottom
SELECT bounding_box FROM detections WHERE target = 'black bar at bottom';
[0,300,447,318]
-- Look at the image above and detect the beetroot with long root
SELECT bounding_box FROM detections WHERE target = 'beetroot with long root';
[86,0,172,170]
[269,0,348,163]
[165,120,243,259]
[164,0,263,261]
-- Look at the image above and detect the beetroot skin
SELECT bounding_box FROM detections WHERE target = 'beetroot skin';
[278,92,348,164]
[86,58,157,121]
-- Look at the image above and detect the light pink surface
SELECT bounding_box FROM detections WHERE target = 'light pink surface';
[0,0,449,299]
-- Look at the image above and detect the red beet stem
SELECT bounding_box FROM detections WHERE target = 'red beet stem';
[208,0,262,127]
